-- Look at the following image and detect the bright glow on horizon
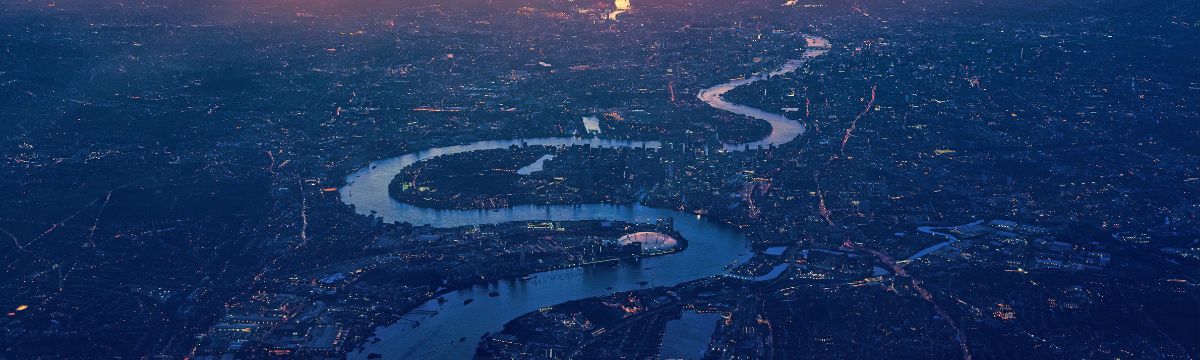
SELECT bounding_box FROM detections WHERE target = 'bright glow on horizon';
[608,0,631,20]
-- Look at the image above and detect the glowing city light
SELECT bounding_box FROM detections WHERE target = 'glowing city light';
[609,0,631,20]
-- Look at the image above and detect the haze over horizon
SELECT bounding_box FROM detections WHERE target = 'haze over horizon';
[1,0,1197,359]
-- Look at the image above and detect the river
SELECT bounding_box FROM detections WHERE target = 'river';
[342,35,831,359]
[698,36,829,151]
[909,220,986,262]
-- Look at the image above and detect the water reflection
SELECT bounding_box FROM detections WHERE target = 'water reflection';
[343,35,831,360]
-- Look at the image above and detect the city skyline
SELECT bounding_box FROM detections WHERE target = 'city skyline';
[1,0,1197,359]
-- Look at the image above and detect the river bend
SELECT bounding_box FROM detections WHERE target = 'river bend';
[343,35,831,359]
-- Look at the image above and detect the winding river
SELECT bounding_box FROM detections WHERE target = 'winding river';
[343,35,831,359]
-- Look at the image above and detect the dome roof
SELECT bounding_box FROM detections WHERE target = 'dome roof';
[617,232,678,253]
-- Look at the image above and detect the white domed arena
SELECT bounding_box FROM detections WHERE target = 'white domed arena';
[617,232,679,253]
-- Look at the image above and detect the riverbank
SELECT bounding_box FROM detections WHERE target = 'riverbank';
[342,35,829,359]
[345,220,688,359]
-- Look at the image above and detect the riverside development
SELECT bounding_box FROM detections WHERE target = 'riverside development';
[344,35,830,359]
[2,1,1199,359]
